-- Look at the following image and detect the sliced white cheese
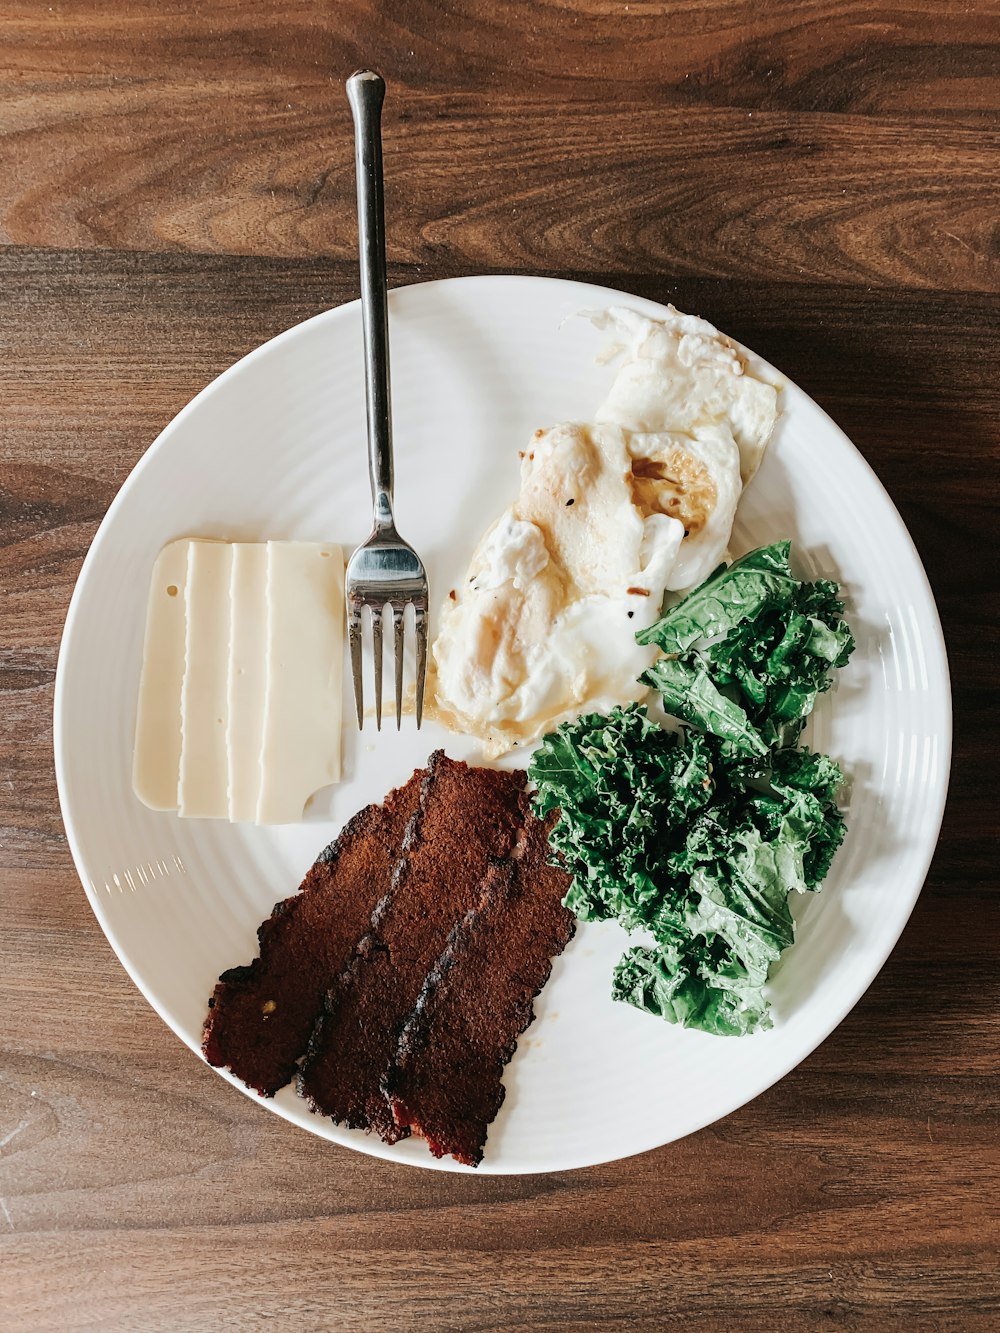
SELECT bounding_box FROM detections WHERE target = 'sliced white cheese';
[178,541,233,819]
[226,543,268,822]
[256,541,344,825]
[133,539,190,811]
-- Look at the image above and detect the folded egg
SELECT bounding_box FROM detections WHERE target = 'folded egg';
[591,305,779,486]
[430,305,780,755]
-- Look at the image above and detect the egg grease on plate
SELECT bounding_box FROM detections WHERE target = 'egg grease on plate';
[431,306,780,757]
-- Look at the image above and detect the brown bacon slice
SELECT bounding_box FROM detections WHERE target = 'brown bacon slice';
[298,751,526,1141]
[202,771,424,1097]
[384,811,574,1166]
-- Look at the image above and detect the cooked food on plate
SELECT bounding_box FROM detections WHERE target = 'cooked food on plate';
[204,536,853,1159]
[148,305,854,1164]
[205,754,574,1166]
[431,307,779,756]
[133,539,343,823]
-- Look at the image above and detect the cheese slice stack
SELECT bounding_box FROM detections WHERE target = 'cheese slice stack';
[133,539,344,824]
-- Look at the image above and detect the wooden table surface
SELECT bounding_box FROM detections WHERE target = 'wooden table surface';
[2,3,998,1329]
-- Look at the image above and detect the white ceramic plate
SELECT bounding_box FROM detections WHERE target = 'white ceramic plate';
[54,276,951,1174]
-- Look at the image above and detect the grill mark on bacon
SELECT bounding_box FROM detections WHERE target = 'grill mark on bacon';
[298,751,527,1141]
[384,810,574,1165]
[201,771,424,1097]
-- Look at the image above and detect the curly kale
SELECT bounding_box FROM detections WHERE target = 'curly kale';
[639,542,855,754]
[529,542,853,1037]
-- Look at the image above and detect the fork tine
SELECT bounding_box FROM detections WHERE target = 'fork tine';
[371,605,383,731]
[392,605,405,729]
[348,601,364,727]
[414,604,428,729]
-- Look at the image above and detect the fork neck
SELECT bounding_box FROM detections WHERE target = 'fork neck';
[372,490,395,534]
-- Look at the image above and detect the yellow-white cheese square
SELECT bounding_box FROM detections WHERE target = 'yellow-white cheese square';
[178,541,233,818]
[255,541,344,824]
[133,539,190,811]
[226,543,268,822]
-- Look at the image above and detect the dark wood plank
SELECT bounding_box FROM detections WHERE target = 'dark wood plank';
[5,0,1000,113]
[1,246,997,1329]
[2,4,999,289]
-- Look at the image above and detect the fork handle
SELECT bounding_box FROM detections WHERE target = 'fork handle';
[347,70,394,530]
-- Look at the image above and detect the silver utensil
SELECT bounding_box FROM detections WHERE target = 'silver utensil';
[344,70,428,730]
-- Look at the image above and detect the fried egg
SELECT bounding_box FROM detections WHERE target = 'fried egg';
[430,306,779,754]
[592,305,778,486]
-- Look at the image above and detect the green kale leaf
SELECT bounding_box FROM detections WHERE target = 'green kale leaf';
[529,703,849,1036]
[636,541,798,655]
[640,656,768,757]
[640,543,854,750]
[529,542,854,1038]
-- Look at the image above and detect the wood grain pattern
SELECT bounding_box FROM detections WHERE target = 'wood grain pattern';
[3,4,1000,290]
[4,0,1000,111]
[4,95,999,293]
[2,2,999,1328]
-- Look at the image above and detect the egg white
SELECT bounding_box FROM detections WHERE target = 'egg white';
[430,307,780,753]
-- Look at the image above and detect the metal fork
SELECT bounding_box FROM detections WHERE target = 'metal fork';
[344,70,428,729]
